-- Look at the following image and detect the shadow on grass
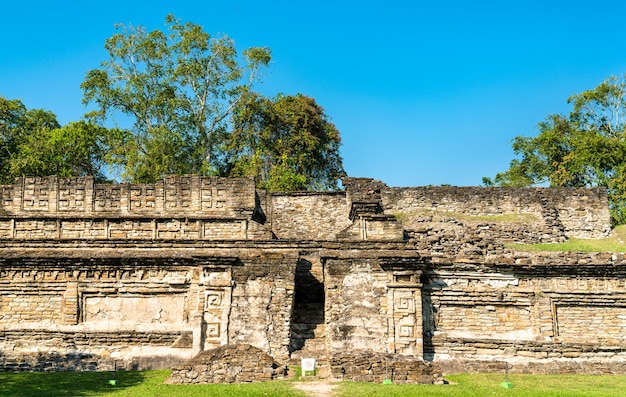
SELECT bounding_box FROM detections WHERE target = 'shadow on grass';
[0,370,147,397]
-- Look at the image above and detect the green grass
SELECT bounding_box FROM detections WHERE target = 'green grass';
[335,373,626,397]
[509,224,626,252]
[0,370,307,397]
[1,370,625,397]
[508,238,626,252]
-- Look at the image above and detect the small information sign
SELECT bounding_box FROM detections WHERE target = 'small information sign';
[301,358,316,375]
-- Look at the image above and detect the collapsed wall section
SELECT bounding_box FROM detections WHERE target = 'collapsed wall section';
[381,184,611,240]
[342,177,611,243]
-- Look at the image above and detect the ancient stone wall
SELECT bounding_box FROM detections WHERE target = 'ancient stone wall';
[268,192,350,240]
[323,253,426,358]
[0,175,270,241]
[389,186,610,239]
[228,253,297,362]
[341,177,611,243]
[0,175,256,216]
[330,351,442,384]
[0,248,300,372]
[419,252,626,374]
[0,175,622,379]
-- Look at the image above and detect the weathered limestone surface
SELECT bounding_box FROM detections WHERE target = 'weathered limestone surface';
[330,351,443,384]
[0,175,622,380]
[168,344,283,384]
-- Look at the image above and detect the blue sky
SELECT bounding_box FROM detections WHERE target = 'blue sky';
[2,1,626,187]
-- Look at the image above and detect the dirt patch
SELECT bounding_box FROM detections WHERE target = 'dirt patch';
[293,381,339,397]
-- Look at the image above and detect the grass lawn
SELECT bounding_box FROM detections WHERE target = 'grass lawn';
[0,370,307,397]
[335,373,626,396]
[0,370,625,397]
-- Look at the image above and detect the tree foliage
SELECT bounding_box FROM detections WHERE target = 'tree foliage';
[9,121,123,180]
[1,97,59,181]
[0,97,117,183]
[226,92,345,191]
[485,75,626,224]
[81,14,271,182]
[3,15,346,191]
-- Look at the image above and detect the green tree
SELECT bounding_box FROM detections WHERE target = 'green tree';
[1,97,29,180]
[226,92,346,191]
[486,75,626,224]
[1,97,61,179]
[9,121,123,181]
[0,96,118,183]
[1,97,61,183]
[81,14,271,182]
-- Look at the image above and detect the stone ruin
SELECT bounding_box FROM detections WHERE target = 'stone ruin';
[167,344,281,384]
[0,175,624,382]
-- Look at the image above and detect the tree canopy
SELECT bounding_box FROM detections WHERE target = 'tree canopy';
[81,14,272,183]
[485,75,626,224]
[226,92,345,191]
[78,14,345,190]
[0,97,118,184]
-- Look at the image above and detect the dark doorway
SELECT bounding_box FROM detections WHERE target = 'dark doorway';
[289,258,326,357]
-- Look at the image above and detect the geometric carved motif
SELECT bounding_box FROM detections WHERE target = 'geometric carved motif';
[22,181,49,211]
[94,186,120,211]
[200,177,213,210]
[205,290,224,309]
[206,322,221,337]
[163,176,194,209]
[58,178,86,211]
[399,325,414,338]
[129,187,155,210]
[395,296,415,313]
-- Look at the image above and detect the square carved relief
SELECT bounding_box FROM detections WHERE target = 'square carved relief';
[399,325,414,338]
[395,296,415,313]
[205,290,223,309]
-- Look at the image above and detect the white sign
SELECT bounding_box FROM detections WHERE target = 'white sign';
[301,358,316,372]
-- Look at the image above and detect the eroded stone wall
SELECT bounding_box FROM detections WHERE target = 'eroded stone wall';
[341,178,611,244]
[420,255,626,373]
[0,252,298,372]
[330,351,442,384]
[0,175,269,241]
[0,175,622,378]
[269,192,351,240]
[381,185,611,240]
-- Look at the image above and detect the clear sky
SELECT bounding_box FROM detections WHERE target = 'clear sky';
[2,1,626,187]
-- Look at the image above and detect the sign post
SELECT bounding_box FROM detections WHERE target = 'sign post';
[301,358,316,377]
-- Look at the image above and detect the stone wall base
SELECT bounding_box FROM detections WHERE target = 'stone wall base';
[167,344,286,384]
[0,352,189,372]
[330,351,443,384]
[437,358,626,375]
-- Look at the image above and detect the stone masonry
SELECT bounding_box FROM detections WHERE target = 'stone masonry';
[0,175,622,380]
